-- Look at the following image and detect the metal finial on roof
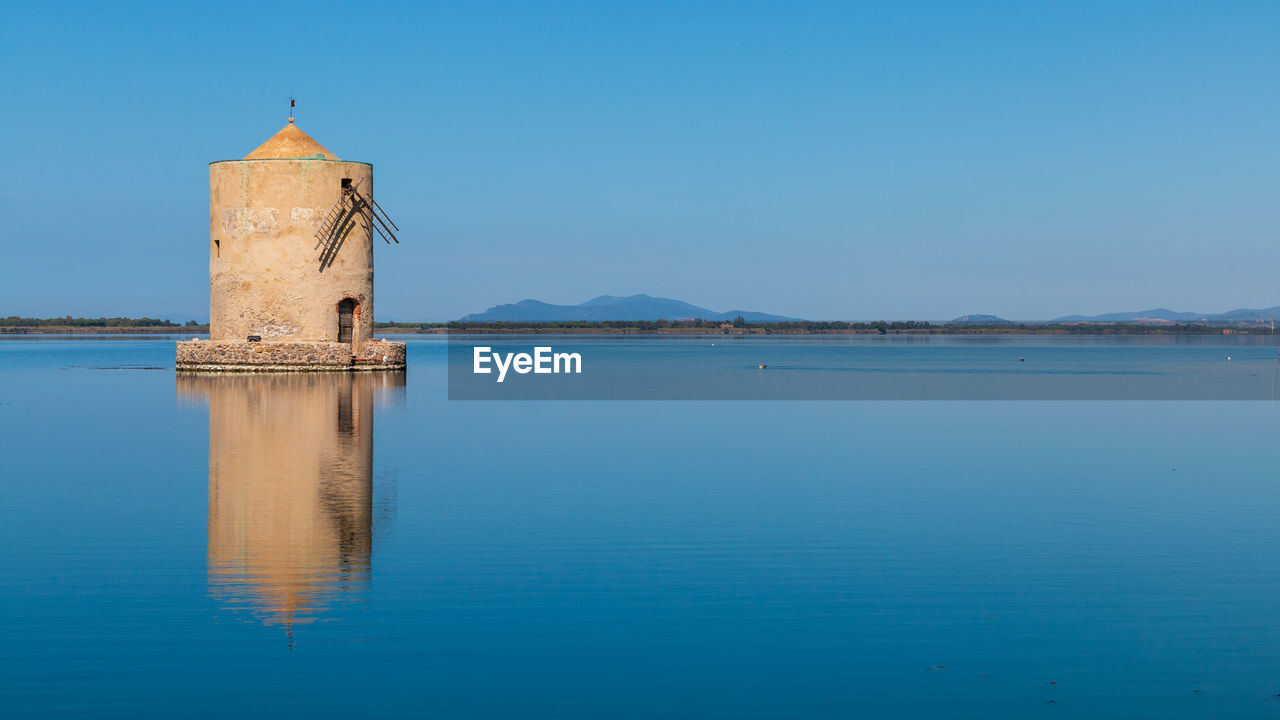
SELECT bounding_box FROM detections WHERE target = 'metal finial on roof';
[288,95,296,124]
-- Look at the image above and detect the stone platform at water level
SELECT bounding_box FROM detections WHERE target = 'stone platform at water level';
[176,339,406,372]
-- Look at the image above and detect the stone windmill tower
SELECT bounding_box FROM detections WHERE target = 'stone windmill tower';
[178,115,406,371]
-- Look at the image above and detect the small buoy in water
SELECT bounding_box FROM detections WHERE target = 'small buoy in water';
[758,364,767,369]
[1227,355,1232,360]
[1019,357,1025,362]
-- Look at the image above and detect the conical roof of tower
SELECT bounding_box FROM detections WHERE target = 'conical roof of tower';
[244,122,339,160]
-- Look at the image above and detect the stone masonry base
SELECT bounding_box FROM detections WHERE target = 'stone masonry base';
[176,339,406,372]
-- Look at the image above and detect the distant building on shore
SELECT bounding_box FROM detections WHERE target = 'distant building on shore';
[177,115,405,371]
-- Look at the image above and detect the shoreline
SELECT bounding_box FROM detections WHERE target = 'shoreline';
[4,325,1275,337]
[1,326,207,335]
[373,326,1275,336]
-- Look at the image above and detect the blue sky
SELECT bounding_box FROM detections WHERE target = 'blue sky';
[2,1,1277,321]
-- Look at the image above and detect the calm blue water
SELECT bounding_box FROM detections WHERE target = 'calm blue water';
[4,335,1280,718]
[448,334,1280,399]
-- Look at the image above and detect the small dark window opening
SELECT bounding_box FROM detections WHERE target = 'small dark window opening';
[341,178,353,191]
[214,239,220,258]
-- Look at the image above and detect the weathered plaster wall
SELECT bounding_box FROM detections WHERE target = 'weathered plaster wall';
[209,159,375,348]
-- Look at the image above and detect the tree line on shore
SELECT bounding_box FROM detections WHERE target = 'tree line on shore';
[375,318,1265,335]
[1,316,204,328]
[1,316,1266,335]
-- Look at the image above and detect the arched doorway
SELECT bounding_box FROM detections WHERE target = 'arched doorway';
[337,298,357,344]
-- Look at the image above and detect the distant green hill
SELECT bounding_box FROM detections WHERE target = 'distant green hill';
[950,314,1012,325]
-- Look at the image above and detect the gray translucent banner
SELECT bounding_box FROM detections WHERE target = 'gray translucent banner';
[447,334,1280,400]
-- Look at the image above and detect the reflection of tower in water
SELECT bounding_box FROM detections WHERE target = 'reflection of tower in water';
[177,372,404,634]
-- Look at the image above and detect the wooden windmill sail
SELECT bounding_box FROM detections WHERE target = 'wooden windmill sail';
[313,178,400,270]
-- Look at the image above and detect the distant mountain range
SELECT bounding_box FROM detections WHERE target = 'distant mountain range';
[1050,306,1280,325]
[455,295,1280,325]
[458,294,797,323]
